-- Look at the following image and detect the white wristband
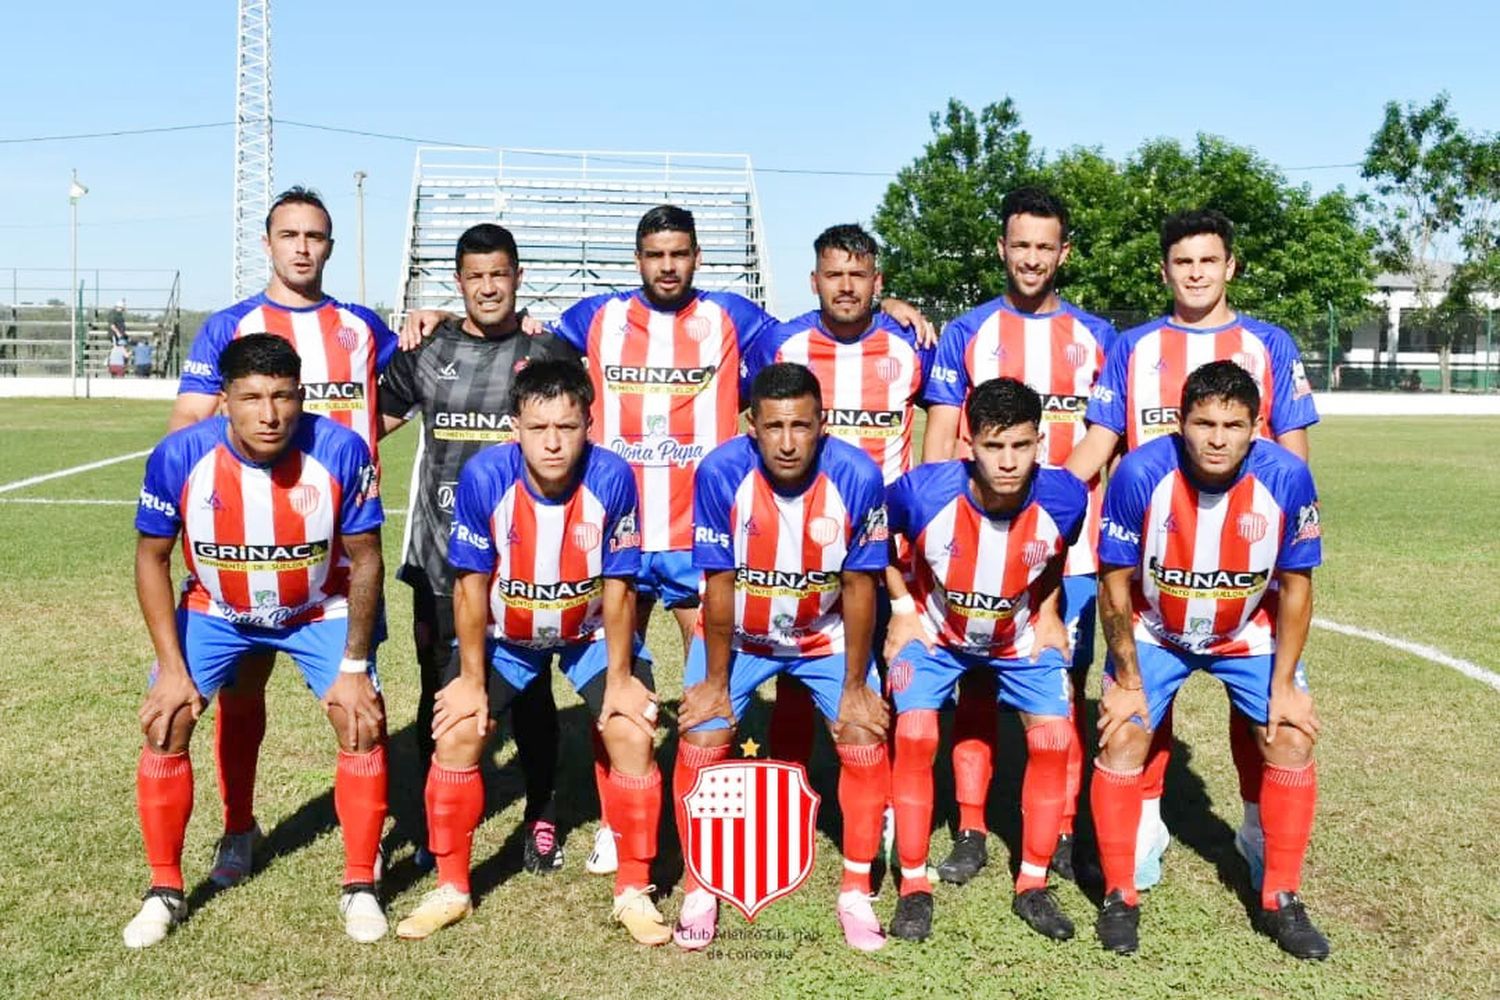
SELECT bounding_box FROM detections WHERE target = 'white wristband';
[889,594,916,616]
[338,656,368,675]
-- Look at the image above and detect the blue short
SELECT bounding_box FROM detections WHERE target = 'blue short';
[485,634,651,696]
[1061,573,1097,671]
[889,641,1072,717]
[682,637,881,732]
[1104,643,1310,729]
[163,609,380,700]
[635,550,700,609]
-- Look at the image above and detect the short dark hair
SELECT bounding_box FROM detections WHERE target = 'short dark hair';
[508,358,594,417]
[1160,208,1234,260]
[455,223,520,271]
[813,223,880,263]
[1181,360,1260,419]
[1000,186,1069,241]
[219,333,300,386]
[750,362,823,412]
[635,205,696,250]
[265,186,332,234]
[966,377,1042,437]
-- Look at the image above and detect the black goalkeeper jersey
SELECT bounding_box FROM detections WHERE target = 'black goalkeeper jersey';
[379,318,580,595]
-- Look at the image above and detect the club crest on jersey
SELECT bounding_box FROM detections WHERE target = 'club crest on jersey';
[682,761,820,921]
[335,326,361,352]
[1022,540,1052,567]
[887,657,914,694]
[572,523,602,552]
[873,356,904,384]
[1236,512,1269,543]
[807,516,841,546]
[683,316,712,342]
[1064,341,1091,368]
[1231,351,1263,377]
[288,484,321,516]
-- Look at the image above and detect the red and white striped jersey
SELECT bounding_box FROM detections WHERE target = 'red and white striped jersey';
[888,462,1087,659]
[744,311,934,484]
[136,414,383,628]
[927,297,1116,576]
[447,443,641,648]
[1098,436,1322,657]
[693,435,888,658]
[553,289,775,553]
[180,293,399,454]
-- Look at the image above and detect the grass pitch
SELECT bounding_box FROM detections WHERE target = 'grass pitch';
[0,401,1496,999]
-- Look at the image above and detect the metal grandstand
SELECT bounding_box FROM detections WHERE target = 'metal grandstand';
[396,147,773,323]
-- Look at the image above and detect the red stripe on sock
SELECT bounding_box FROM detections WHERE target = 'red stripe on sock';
[893,711,939,895]
[1260,761,1317,910]
[335,747,388,885]
[836,742,890,894]
[425,762,483,894]
[608,766,662,894]
[1017,720,1074,892]
[1090,762,1143,906]
[137,749,193,891]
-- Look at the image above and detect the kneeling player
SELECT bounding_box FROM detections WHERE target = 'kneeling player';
[397,360,670,945]
[883,378,1087,942]
[1091,361,1327,959]
[674,362,892,952]
[126,334,388,948]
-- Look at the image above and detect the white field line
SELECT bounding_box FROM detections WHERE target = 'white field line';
[0,449,152,495]
[1311,616,1500,694]
[0,496,408,516]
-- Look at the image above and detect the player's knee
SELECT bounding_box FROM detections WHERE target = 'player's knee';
[601,714,653,759]
[1260,727,1314,768]
[142,712,197,755]
[1097,721,1150,771]
[894,710,939,766]
[681,727,734,749]
[433,723,485,768]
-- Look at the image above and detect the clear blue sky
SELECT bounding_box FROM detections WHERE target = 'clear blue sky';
[3,1,1497,318]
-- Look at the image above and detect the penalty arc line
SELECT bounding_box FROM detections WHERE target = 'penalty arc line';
[0,449,153,495]
[1311,616,1500,694]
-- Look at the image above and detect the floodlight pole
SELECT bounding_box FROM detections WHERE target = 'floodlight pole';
[354,170,368,304]
[68,169,87,398]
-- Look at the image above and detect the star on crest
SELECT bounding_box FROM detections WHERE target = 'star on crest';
[740,737,760,758]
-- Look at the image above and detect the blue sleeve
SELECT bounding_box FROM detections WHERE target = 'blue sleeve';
[335,434,384,536]
[135,438,187,537]
[692,454,738,571]
[1039,469,1090,549]
[885,472,917,539]
[911,334,938,404]
[178,313,236,395]
[351,304,399,375]
[739,324,783,407]
[600,462,643,579]
[1086,335,1130,434]
[1274,459,1323,571]
[448,460,498,575]
[1263,325,1320,435]
[724,295,778,360]
[1097,455,1153,567]
[550,295,606,353]
[923,320,971,407]
[843,463,890,573]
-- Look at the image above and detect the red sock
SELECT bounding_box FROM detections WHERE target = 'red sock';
[335,747,388,886]
[425,762,483,894]
[952,670,997,833]
[1260,762,1317,909]
[768,676,816,766]
[1062,678,1087,836]
[590,727,612,829]
[1017,720,1073,892]
[836,742,890,895]
[215,690,266,834]
[1090,761,1143,906]
[892,711,939,896]
[1141,706,1173,800]
[607,766,662,895]
[673,741,729,894]
[1229,710,1263,806]
[137,749,193,891]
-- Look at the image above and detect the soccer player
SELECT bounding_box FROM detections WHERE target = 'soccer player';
[673,362,892,952]
[165,187,403,890]
[741,222,934,767]
[1069,209,1319,891]
[1090,360,1327,959]
[379,223,579,874]
[396,360,670,945]
[885,377,1087,943]
[125,334,388,948]
[921,187,1116,885]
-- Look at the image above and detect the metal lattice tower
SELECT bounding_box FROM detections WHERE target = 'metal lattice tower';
[232,0,272,300]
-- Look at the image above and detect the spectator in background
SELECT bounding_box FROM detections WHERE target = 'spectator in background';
[133,338,154,378]
[109,299,128,347]
[108,341,128,377]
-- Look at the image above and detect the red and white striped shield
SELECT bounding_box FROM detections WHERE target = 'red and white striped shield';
[288,484,320,516]
[571,522,602,552]
[335,326,361,352]
[1064,341,1091,368]
[873,356,903,384]
[1236,512,1268,543]
[1022,539,1052,568]
[682,760,820,921]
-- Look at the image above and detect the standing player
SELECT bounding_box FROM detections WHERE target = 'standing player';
[741,223,934,767]
[884,378,1087,943]
[673,363,892,952]
[921,187,1116,884]
[1090,361,1327,959]
[167,187,400,889]
[396,360,670,945]
[1069,209,1319,891]
[125,335,388,947]
[379,223,577,873]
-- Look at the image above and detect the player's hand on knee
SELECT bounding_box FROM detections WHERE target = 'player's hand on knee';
[836,684,890,743]
[1097,678,1150,749]
[883,610,934,665]
[1030,613,1072,663]
[323,673,385,750]
[139,671,205,751]
[678,680,734,733]
[432,675,489,741]
[1266,686,1321,747]
[600,674,659,739]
